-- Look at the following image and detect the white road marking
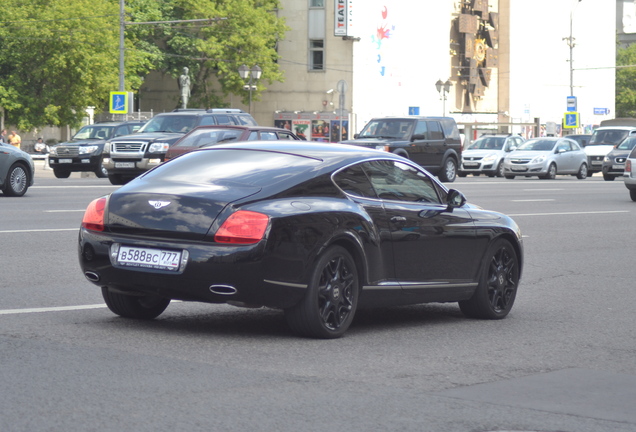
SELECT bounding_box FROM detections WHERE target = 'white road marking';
[512,199,556,202]
[508,210,629,217]
[45,210,86,213]
[0,304,106,315]
[0,228,77,234]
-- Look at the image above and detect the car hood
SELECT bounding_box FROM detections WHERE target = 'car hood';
[585,144,614,156]
[59,139,106,146]
[106,180,261,240]
[340,138,410,146]
[606,149,631,158]
[506,151,551,160]
[462,149,503,158]
[110,132,183,143]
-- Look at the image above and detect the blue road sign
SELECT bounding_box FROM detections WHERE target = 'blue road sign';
[110,92,128,114]
[563,112,579,128]
[566,96,577,112]
[593,108,610,115]
[408,106,420,115]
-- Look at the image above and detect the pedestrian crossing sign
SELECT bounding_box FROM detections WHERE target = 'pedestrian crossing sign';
[110,92,128,114]
[563,112,579,129]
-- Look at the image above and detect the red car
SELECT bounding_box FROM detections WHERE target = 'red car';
[164,125,302,161]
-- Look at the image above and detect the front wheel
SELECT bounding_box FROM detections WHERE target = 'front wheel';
[459,238,520,319]
[576,163,588,179]
[3,164,30,197]
[541,163,557,180]
[630,189,636,202]
[101,287,170,319]
[603,173,616,181]
[438,158,457,183]
[496,160,504,177]
[284,246,359,339]
[504,175,515,180]
[108,174,126,185]
[94,160,108,178]
[53,168,71,179]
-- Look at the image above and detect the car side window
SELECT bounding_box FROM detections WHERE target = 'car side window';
[414,121,428,137]
[362,160,441,203]
[332,163,377,198]
[556,142,569,153]
[277,132,298,140]
[260,132,278,140]
[248,131,259,141]
[214,115,234,125]
[114,126,128,137]
[427,121,444,140]
[199,116,217,126]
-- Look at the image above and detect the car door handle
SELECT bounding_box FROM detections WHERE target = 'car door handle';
[391,216,407,223]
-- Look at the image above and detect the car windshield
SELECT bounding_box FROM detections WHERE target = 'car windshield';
[358,120,413,139]
[73,125,114,140]
[467,137,505,150]
[516,139,556,151]
[139,115,198,134]
[589,129,630,146]
[617,137,636,150]
[173,129,244,148]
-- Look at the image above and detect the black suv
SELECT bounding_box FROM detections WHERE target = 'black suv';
[340,116,462,182]
[103,109,257,185]
[48,121,145,178]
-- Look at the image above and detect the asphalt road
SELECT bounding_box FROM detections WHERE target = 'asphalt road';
[1,162,635,432]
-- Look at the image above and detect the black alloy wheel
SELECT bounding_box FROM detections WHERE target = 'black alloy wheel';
[439,157,457,182]
[459,238,519,319]
[95,160,108,178]
[285,246,359,339]
[101,287,170,319]
[576,163,588,179]
[3,164,29,197]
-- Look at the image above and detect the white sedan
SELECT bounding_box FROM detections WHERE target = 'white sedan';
[502,137,588,180]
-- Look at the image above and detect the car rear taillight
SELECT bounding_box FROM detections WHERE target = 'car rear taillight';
[214,211,269,244]
[82,197,107,232]
[626,160,632,173]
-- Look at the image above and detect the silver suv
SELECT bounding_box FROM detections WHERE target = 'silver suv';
[459,134,525,177]
[103,109,256,185]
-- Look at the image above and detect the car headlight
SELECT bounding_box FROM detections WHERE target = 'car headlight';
[374,145,390,152]
[49,147,57,156]
[149,142,170,153]
[482,154,497,163]
[102,143,111,155]
[79,145,99,155]
[531,155,547,164]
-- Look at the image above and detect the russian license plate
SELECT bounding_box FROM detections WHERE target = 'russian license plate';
[511,166,527,172]
[612,164,624,169]
[592,161,602,165]
[115,162,135,168]
[117,246,182,271]
[59,159,72,164]
[463,162,479,167]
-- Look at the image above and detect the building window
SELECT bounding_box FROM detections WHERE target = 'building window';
[309,39,324,71]
[310,0,325,8]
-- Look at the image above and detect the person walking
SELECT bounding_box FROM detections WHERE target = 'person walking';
[8,131,21,149]
[0,129,7,144]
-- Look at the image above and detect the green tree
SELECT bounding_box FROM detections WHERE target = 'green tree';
[616,43,636,118]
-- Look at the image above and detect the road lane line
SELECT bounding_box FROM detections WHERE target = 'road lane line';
[508,210,629,217]
[512,199,556,202]
[0,228,77,234]
[0,304,106,315]
[45,210,86,213]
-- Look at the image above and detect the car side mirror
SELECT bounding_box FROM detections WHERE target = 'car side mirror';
[509,146,517,152]
[446,189,466,210]
[353,133,359,139]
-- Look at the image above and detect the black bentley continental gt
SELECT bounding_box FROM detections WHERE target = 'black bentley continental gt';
[79,142,523,338]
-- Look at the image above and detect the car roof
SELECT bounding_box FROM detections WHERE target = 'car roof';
[187,125,293,133]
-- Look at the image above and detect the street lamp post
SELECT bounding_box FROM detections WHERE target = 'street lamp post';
[238,64,262,114]
[435,79,452,116]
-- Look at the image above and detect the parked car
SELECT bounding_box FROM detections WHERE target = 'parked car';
[601,136,636,181]
[79,141,523,339]
[165,125,301,161]
[623,146,636,201]
[0,142,35,197]
[502,137,588,179]
[103,109,257,185]
[48,121,145,179]
[459,134,525,177]
[564,134,591,148]
[340,116,462,182]
[585,119,636,177]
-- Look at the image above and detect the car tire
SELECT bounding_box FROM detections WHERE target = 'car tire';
[630,190,636,202]
[458,172,467,178]
[496,160,504,177]
[284,245,359,339]
[108,174,126,185]
[438,157,457,183]
[2,163,30,197]
[602,173,615,181]
[94,160,108,178]
[101,287,170,319]
[541,163,557,180]
[53,168,71,179]
[504,175,515,180]
[576,163,588,179]
[459,238,520,319]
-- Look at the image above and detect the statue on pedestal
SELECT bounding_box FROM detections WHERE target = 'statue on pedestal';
[178,67,191,109]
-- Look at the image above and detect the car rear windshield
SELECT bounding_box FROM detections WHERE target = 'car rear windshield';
[143,148,322,187]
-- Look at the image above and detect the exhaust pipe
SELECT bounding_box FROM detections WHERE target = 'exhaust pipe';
[209,285,237,295]
[84,271,100,282]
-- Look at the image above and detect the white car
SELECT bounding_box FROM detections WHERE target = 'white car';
[459,134,525,177]
[585,125,636,176]
[502,137,588,180]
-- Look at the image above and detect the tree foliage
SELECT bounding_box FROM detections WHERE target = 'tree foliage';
[0,0,288,130]
[616,43,636,118]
